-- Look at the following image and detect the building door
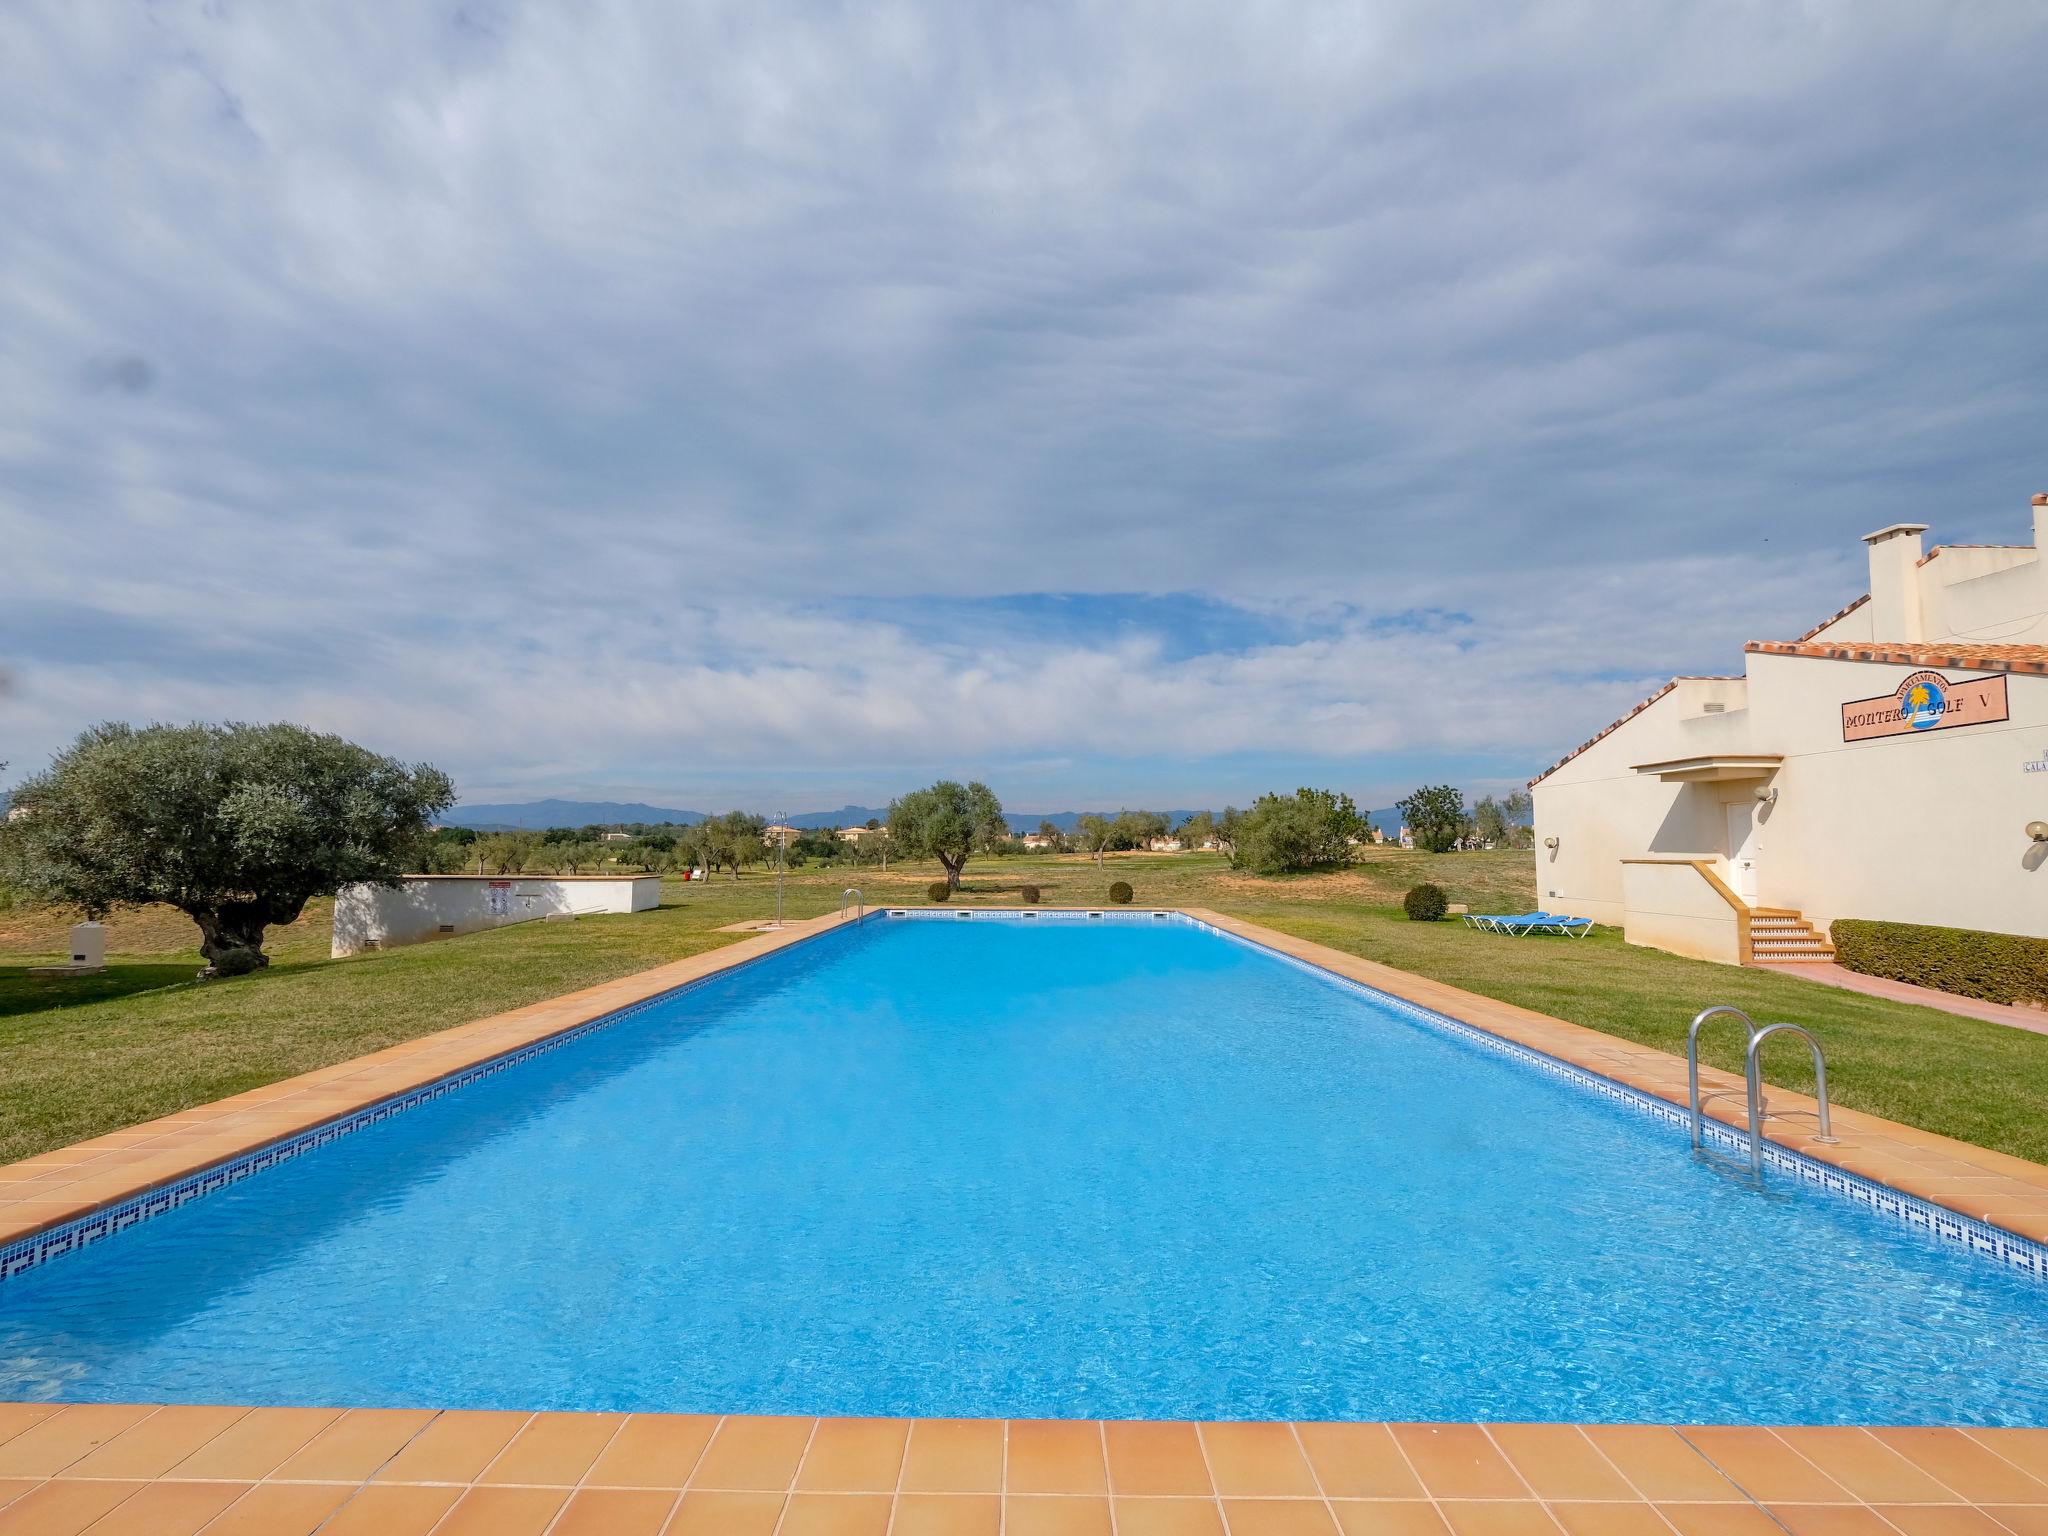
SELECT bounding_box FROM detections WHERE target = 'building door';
[1725,802,1759,903]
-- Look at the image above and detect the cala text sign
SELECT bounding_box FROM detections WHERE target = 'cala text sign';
[1841,670,2009,742]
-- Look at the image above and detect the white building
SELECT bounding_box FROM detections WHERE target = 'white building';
[333,874,661,957]
[1532,495,2048,965]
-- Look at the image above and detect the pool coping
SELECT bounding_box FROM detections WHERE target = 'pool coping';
[3,903,2047,1281]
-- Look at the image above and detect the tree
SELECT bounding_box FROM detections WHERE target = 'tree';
[1112,810,1169,849]
[1473,795,1509,847]
[1396,784,1466,854]
[1229,787,1363,874]
[1074,813,1114,869]
[1215,806,1243,860]
[1502,788,1535,849]
[888,780,1005,890]
[9,721,453,976]
[1177,810,1217,849]
[696,811,766,880]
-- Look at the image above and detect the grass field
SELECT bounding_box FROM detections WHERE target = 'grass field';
[4,849,2046,1167]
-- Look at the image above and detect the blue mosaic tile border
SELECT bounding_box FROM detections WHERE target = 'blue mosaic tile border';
[0,918,872,1284]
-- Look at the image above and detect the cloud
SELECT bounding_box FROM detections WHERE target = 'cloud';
[2,0,2044,806]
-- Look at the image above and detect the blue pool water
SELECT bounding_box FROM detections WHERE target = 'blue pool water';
[2,915,2045,1423]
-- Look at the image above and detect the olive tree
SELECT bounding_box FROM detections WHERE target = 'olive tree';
[9,721,454,976]
[1396,783,1467,854]
[888,780,1005,890]
[1229,787,1363,874]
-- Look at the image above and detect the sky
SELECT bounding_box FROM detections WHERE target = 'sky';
[3,1,2046,814]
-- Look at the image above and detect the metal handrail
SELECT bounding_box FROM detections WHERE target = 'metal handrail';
[1687,1005,1759,1150]
[840,887,864,923]
[1745,1022,1837,1173]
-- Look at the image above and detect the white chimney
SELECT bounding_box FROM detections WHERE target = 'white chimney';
[2035,494,2048,610]
[1862,522,1929,641]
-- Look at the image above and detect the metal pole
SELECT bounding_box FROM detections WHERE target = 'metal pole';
[775,813,786,927]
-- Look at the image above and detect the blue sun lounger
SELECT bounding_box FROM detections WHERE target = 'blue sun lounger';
[1470,911,1592,937]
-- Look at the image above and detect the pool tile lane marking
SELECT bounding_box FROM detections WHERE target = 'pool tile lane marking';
[2,904,2046,1294]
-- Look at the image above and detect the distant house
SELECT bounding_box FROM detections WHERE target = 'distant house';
[599,831,632,843]
[1019,832,1057,849]
[838,825,885,843]
[761,824,802,845]
[1145,836,1183,852]
[1398,826,1415,849]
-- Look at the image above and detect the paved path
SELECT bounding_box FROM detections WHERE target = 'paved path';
[1753,960,2048,1037]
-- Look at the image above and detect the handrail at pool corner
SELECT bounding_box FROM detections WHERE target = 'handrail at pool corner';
[1745,1021,1838,1174]
[840,887,864,923]
[1687,1004,1761,1150]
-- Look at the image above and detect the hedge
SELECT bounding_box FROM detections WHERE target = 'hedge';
[1830,918,2048,1008]
[1403,883,1448,922]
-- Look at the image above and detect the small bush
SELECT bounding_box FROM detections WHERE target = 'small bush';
[1832,918,2048,1007]
[926,881,952,903]
[1019,884,1041,904]
[1403,883,1448,922]
[1108,880,1134,904]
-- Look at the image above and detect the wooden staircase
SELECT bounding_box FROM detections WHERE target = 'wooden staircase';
[1745,907,1836,964]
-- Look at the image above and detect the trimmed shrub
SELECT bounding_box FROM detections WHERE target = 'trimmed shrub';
[1108,880,1134,904]
[1403,883,1449,922]
[1019,884,1041,904]
[926,881,952,903]
[1831,918,2048,1007]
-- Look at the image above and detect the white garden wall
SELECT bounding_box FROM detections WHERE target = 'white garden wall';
[331,875,661,957]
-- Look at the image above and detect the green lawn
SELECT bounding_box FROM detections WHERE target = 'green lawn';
[4,849,2045,1167]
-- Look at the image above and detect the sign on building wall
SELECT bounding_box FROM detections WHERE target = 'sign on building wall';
[1841,670,2009,742]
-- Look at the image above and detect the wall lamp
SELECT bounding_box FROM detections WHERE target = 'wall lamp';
[1754,785,1779,805]
[1542,836,1560,850]
[2028,821,2048,843]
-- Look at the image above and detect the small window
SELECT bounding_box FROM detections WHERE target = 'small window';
[1702,702,1726,714]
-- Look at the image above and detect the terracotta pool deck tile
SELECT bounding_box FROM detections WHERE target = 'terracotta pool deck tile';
[1966,1430,2048,1485]
[1577,1429,1744,1505]
[1105,1421,1214,1497]
[1006,1421,1108,1495]
[887,1492,1003,1535]
[1295,1424,1428,1500]
[1387,1426,1526,1501]
[75,1480,245,1536]
[369,1409,528,1485]
[1651,1503,1784,1536]
[62,1407,247,1481]
[1870,1430,2048,1504]
[308,1482,461,1536]
[270,1408,436,1482]
[547,1486,679,1536]
[165,1407,341,1481]
[899,1419,1004,1493]
[427,1483,566,1535]
[1678,1427,1851,1503]
[1487,1426,1635,1503]
[689,1416,815,1491]
[0,1409,159,1480]
[1769,1429,1961,1505]
[1329,1502,1454,1536]
[1219,1496,1344,1534]
[1984,1508,2048,1536]
[1867,1506,2017,1535]
[1433,1501,1566,1535]
[1108,1495,1229,1536]
[1760,1505,1901,1536]
[776,1491,893,1536]
[0,1412,61,1451]
[661,1488,785,1535]
[474,1410,622,1486]
[792,1418,908,1493]
[582,1414,718,1489]
[1004,1493,1114,1536]
[1198,1423,1321,1498]
[1542,1502,1675,1536]
[0,1479,145,1535]
[190,1481,355,1536]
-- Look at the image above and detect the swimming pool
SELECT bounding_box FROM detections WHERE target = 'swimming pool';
[2,913,2044,1423]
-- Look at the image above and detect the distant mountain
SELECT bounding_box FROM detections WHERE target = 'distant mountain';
[783,806,888,830]
[446,799,707,831]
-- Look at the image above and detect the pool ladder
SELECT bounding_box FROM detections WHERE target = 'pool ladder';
[839,887,865,923]
[1687,1005,1837,1174]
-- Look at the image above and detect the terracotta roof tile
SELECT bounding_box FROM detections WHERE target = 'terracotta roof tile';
[1796,592,1868,640]
[1745,640,2048,674]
